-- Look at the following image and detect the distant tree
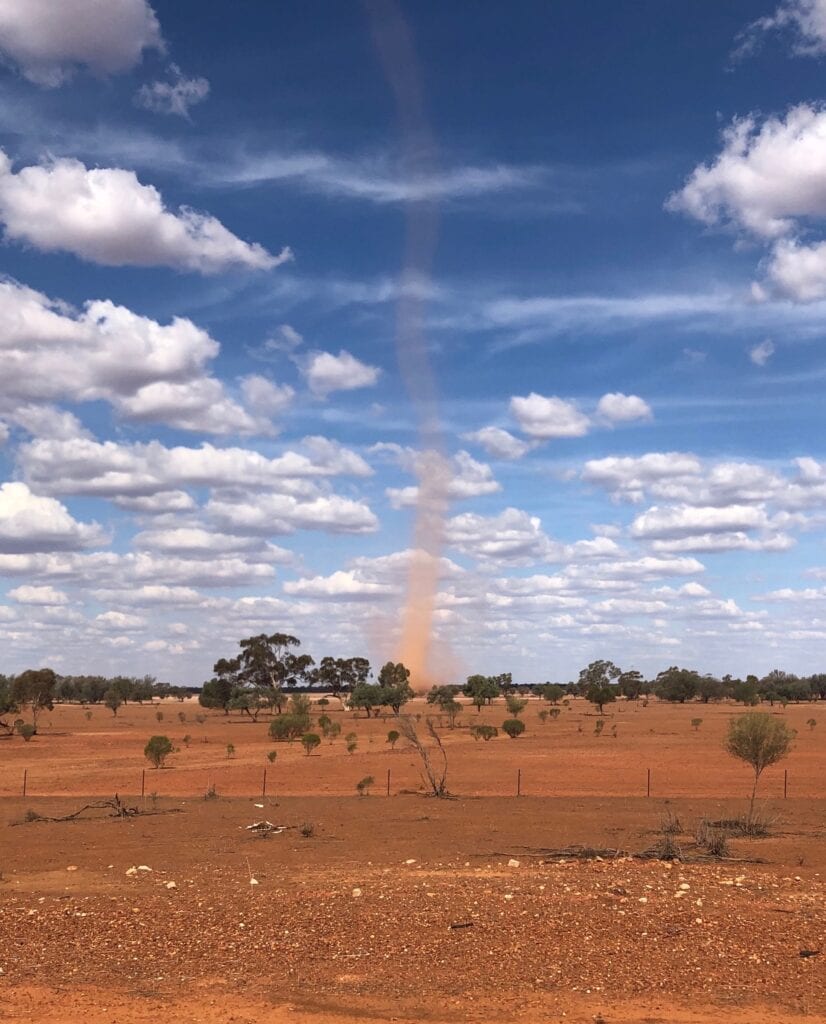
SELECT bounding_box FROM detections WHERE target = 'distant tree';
[655,666,700,704]
[691,718,703,731]
[539,682,565,704]
[267,750,278,763]
[144,735,174,769]
[103,688,122,717]
[0,675,19,735]
[725,712,794,822]
[501,718,526,739]
[226,742,235,759]
[463,674,500,711]
[356,775,375,796]
[349,682,384,718]
[387,729,400,749]
[17,722,36,742]
[579,660,620,714]
[377,662,413,715]
[470,724,498,741]
[807,718,817,731]
[696,676,724,703]
[426,684,459,708]
[617,670,645,700]
[11,668,57,733]
[731,678,760,706]
[269,714,308,742]
[301,732,321,756]
[317,655,372,696]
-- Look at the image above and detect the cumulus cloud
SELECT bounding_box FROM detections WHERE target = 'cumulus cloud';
[630,504,770,540]
[0,279,277,435]
[582,453,703,503]
[9,583,68,605]
[283,570,397,599]
[461,426,532,460]
[0,481,106,552]
[667,104,826,301]
[303,350,381,397]
[385,450,500,508]
[595,392,653,425]
[21,435,372,500]
[206,491,378,537]
[510,393,590,440]
[135,64,209,118]
[0,0,163,86]
[94,610,147,631]
[0,151,287,272]
[749,339,776,365]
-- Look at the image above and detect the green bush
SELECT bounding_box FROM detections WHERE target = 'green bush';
[18,722,36,742]
[502,719,526,739]
[470,724,498,742]
[301,732,321,755]
[356,775,375,796]
[144,735,173,768]
[269,713,309,742]
[387,729,400,749]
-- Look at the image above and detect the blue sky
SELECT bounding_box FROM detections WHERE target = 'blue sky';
[2,0,826,684]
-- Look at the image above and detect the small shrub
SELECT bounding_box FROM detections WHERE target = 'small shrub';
[502,718,526,739]
[144,735,173,769]
[470,724,498,742]
[505,695,528,717]
[301,732,321,756]
[84,710,92,721]
[691,718,703,731]
[18,723,36,742]
[538,709,549,724]
[318,714,332,735]
[204,783,218,800]
[594,719,605,736]
[807,718,817,731]
[182,734,191,747]
[661,810,682,835]
[226,742,235,759]
[155,710,164,723]
[195,714,206,724]
[356,775,375,796]
[269,713,309,742]
[178,711,186,723]
[317,698,330,708]
[267,750,277,763]
[387,729,400,749]
[706,830,730,858]
[299,821,315,838]
[549,707,561,720]
[611,724,618,738]
[346,739,357,754]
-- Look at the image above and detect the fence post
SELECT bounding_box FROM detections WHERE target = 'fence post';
[22,768,27,797]
[262,767,267,798]
[386,768,391,796]
[141,768,145,797]
[646,768,651,798]
[517,768,521,797]
[784,768,788,799]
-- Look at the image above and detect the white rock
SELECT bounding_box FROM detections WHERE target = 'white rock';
[165,881,177,890]
[352,888,362,898]
[404,859,416,865]
[137,865,152,872]
[249,878,259,886]
[507,859,520,868]
[66,865,78,872]
[679,882,690,891]
[125,866,138,877]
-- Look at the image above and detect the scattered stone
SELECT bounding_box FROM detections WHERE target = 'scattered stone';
[507,859,520,868]
[352,888,362,898]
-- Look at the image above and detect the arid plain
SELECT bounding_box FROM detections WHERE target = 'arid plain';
[2,696,825,1023]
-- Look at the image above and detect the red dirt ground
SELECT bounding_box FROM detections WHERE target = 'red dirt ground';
[1,697,824,1022]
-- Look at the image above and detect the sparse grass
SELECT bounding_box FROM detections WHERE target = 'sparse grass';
[204,784,218,801]
[299,821,315,838]
[24,809,41,822]
[356,775,375,796]
[660,809,682,835]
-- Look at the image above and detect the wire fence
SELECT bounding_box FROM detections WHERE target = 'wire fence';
[2,763,812,801]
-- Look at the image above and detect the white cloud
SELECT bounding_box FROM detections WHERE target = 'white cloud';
[630,504,770,540]
[595,392,653,425]
[737,0,826,58]
[582,453,703,503]
[240,375,295,416]
[135,64,209,118]
[0,481,106,552]
[510,393,590,440]
[385,450,500,507]
[283,570,397,599]
[94,610,146,631]
[9,583,68,605]
[667,105,826,239]
[0,279,277,435]
[446,507,553,565]
[0,151,287,272]
[303,350,381,397]
[749,339,776,365]
[461,426,532,460]
[206,491,379,537]
[761,239,826,302]
[21,435,371,498]
[0,0,162,86]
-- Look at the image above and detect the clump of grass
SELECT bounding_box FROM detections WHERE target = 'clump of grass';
[204,783,218,801]
[299,821,315,838]
[695,818,730,857]
[24,809,41,822]
[356,775,375,797]
[660,809,682,835]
